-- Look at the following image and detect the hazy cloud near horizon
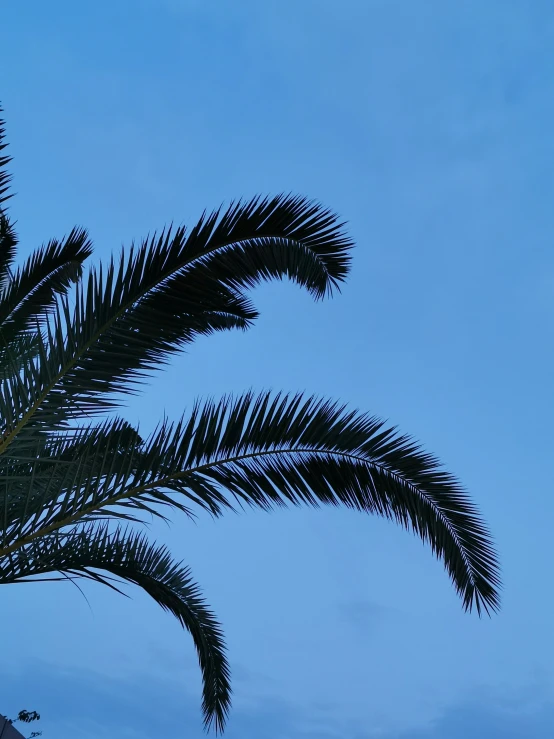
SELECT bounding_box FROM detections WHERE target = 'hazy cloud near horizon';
[2,661,553,739]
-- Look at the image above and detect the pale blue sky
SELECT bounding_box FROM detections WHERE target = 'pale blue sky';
[2,1,554,737]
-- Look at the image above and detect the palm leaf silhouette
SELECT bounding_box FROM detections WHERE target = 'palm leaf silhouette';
[0,106,500,733]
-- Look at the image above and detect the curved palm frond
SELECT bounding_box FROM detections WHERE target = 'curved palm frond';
[0,195,353,439]
[0,393,500,616]
[0,523,230,732]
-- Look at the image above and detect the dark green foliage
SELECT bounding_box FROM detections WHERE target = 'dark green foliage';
[0,107,500,733]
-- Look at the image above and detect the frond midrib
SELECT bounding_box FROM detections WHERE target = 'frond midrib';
[0,444,480,588]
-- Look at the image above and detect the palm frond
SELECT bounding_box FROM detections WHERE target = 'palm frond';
[1,392,500,616]
[0,332,40,381]
[0,418,147,545]
[142,392,500,615]
[0,213,18,288]
[0,107,12,207]
[0,227,93,343]
[0,109,17,288]
[0,523,230,732]
[0,196,353,436]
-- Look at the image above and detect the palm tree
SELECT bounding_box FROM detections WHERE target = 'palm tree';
[0,108,500,733]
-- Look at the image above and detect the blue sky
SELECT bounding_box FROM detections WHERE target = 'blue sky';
[2,1,554,737]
